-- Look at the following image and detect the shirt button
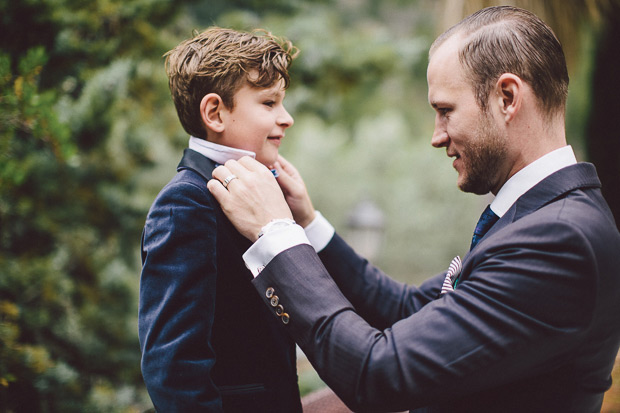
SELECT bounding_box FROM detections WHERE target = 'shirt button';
[266,287,275,299]
[270,296,279,307]
[275,305,284,316]
[281,313,290,324]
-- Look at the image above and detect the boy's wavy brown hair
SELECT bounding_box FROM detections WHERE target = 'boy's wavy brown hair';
[164,27,298,138]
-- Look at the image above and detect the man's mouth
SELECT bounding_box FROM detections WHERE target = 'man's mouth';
[449,153,461,169]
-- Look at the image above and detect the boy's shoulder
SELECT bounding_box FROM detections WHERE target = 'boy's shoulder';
[149,149,218,211]
[176,148,216,183]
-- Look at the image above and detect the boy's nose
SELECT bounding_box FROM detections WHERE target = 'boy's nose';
[278,107,294,128]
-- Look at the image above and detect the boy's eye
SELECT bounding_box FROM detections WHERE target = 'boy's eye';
[263,101,275,107]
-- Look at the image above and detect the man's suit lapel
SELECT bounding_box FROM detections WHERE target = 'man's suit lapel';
[457,163,601,285]
[482,163,600,242]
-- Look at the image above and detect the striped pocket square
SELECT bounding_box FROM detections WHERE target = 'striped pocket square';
[440,256,462,295]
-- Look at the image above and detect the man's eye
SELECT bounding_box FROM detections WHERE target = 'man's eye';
[438,108,451,116]
[264,101,275,107]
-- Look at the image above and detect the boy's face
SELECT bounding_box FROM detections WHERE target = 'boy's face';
[218,75,294,166]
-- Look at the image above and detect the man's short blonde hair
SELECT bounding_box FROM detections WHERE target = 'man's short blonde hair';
[430,6,568,119]
[164,27,298,138]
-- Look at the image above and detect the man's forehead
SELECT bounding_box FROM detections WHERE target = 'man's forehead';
[428,34,462,71]
[427,37,467,90]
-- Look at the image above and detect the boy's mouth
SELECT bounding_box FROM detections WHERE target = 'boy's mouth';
[267,136,282,146]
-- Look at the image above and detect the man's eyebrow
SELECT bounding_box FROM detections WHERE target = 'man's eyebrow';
[429,100,450,108]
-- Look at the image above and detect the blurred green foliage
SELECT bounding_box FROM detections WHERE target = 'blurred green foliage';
[0,0,194,410]
[0,0,610,411]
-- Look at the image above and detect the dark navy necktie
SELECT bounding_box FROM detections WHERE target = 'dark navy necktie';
[470,205,499,250]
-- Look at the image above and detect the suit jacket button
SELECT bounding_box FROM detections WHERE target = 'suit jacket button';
[266,287,275,299]
[275,305,284,316]
[281,313,290,324]
[270,296,279,307]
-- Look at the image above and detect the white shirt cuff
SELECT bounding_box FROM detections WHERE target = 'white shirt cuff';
[304,211,335,252]
[242,211,335,278]
[243,223,310,277]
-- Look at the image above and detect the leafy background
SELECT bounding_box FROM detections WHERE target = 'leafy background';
[1,0,619,411]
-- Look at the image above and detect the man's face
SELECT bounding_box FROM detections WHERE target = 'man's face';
[427,38,507,195]
[218,75,294,167]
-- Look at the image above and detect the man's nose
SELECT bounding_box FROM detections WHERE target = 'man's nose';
[431,118,448,148]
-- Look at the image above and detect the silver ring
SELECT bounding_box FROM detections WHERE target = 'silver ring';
[222,174,238,189]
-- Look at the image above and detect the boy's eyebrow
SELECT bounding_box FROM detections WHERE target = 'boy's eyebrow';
[258,88,285,98]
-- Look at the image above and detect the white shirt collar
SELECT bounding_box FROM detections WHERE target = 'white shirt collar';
[188,136,256,165]
[490,145,577,217]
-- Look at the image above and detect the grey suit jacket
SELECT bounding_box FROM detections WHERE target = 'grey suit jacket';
[252,163,620,412]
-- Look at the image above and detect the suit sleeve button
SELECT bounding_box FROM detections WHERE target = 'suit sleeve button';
[270,296,279,307]
[281,313,290,324]
[266,287,275,298]
[275,305,284,316]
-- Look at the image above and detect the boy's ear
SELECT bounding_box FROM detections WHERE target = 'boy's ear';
[493,73,523,123]
[200,93,226,133]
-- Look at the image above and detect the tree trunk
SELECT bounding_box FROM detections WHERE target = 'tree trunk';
[587,2,620,228]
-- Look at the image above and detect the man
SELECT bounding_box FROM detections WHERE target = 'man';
[207,6,620,412]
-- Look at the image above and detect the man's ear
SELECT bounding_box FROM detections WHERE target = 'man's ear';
[200,93,226,133]
[493,73,523,123]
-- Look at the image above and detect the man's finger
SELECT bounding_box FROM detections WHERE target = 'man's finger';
[276,155,301,180]
[237,156,268,172]
[273,161,295,193]
[212,164,234,182]
[207,178,229,202]
[276,154,293,170]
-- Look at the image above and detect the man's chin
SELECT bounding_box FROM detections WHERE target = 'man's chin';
[457,177,491,195]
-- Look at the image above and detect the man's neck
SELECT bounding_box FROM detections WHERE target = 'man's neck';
[490,145,577,217]
[498,111,567,194]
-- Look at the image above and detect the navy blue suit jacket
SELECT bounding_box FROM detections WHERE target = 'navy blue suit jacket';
[252,163,620,412]
[139,149,302,412]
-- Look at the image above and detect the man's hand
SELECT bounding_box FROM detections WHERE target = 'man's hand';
[273,155,316,228]
[207,157,293,242]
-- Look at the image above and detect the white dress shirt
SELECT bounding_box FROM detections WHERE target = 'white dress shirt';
[490,145,577,217]
[243,145,577,277]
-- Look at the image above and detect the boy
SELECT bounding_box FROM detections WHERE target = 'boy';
[138,27,301,412]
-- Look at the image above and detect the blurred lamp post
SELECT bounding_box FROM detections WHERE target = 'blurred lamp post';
[345,199,385,262]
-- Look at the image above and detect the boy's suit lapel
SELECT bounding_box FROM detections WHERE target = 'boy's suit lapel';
[177,148,216,182]
[177,148,253,253]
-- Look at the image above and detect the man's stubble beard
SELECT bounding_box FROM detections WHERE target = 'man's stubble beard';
[458,110,508,195]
